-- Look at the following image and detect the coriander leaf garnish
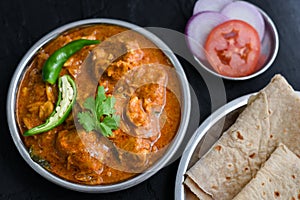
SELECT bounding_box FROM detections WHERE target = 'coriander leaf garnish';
[78,86,120,137]
[77,112,96,132]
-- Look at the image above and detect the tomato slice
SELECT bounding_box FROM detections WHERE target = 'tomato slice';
[204,20,261,77]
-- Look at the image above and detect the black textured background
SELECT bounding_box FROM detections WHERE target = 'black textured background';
[1,0,300,199]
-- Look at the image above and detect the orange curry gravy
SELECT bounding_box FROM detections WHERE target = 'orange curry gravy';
[16,25,181,185]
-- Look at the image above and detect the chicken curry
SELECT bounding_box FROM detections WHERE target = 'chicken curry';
[16,25,181,185]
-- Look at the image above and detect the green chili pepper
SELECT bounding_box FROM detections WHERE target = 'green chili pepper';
[42,39,100,84]
[24,75,77,136]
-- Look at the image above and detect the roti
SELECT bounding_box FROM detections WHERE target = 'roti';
[233,144,300,199]
[185,75,300,199]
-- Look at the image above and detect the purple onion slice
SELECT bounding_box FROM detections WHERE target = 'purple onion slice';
[185,11,228,60]
[193,0,233,15]
[221,1,265,41]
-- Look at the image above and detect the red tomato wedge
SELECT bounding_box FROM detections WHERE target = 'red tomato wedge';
[205,20,261,77]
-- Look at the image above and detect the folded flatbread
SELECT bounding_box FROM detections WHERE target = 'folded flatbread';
[233,143,300,199]
[184,177,213,200]
[185,75,300,200]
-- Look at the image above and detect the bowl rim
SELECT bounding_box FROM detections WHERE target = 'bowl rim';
[6,18,191,193]
[192,5,279,81]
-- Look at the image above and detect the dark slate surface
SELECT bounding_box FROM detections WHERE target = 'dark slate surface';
[1,0,300,199]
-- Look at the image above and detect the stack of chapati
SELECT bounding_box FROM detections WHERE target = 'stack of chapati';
[185,75,300,199]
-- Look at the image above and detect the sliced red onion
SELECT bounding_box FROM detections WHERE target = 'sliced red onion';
[185,11,228,60]
[221,1,265,41]
[193,0,233,15]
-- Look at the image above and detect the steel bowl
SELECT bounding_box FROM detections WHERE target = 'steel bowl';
[193,3,279,80]
[7,18,191,193]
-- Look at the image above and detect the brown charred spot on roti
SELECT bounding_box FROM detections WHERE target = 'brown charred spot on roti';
[261,182,265,186]
[269,178,272,182]
[211,185,218,190]
[236,131,244,140]
[244,167,249,171]
[256,125,260,130]
[228,163,232,168]
[262,191,266,196]
[292,175,296,179]
[274,191,280,197]
[291,197,295,200]
[225,176,231,180]
[298,193,300,199]
[268,109,272,114]
[270,134,273,138]
[249,153,256,159]
[214,145,222,151]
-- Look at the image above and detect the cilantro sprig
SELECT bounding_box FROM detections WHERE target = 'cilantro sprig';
[77,86,120,137]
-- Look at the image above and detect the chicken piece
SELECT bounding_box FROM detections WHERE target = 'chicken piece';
[39,101,54,120]
[123,40,144,65]
[93,39,144,92]
[46,85,56,103]
[23,117,34,129]
[108,129,152,172]
[55,130,104,174]
[126,96,149,127]
[110,129,152,153]
[92,40,128,80]
[136,83,166,113]
[106,60,132,80]
[126,84,165,127]
[111,64,168,138]
[26,102,43,113]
